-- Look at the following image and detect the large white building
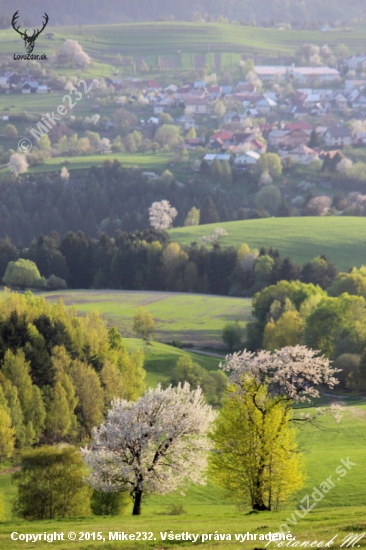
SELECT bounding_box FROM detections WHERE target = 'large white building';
[254,66,340,83]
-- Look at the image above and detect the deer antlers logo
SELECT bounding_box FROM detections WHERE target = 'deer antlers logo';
[11,11,49,54]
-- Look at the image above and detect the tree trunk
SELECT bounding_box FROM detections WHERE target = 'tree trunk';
[252,500,270,511]
[132,490,142,515]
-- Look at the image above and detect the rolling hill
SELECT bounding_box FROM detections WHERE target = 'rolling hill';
[169,216,366,271]
[0,22,365,77]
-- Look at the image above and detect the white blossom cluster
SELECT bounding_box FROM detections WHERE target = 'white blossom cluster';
[81,383,216,496]
[149,200,177,230]
[198,228,228,246]
[220,345,340,403]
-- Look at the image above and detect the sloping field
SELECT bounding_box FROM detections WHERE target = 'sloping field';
[0,22,365,70]
[123,337,222,387]
[169,217,366,272]
[44,290,252,346]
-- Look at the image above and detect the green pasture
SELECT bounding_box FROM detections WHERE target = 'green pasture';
[0,397,365,548]
[44,289,251,346]
[0,151,173,176]
[169,216,366,272]
[123,337,221,387]
[0,22,365,78]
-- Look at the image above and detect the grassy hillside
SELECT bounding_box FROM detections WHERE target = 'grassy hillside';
[124,337,222,387]
[169,217,366,272]
[44,290,251,346]
[0,22,365,77]
[0,152,173,178]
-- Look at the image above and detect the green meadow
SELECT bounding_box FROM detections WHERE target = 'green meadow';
[0,22,364,78]
[0,396,365,549]
[44,289,252,347]
[169,217,366,272]
[0,152,173,177]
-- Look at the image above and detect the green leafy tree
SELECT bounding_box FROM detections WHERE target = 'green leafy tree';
[0,399,15,462]
[155,124,183,149]
[257,153,282,178]
[263,311,304,351]
[70,360,104,438]
[4,124,18,139]
[132,307,155,344]
[210,378,305,511]
[170,356,227,405]
[221,160,232,185]
[186,127,197,139]
[200,196,220,224]
[46,381,74,441]
[255,185,281,215]
[222,320,243,351]
[211,158,223,183]
[184,207,200,226]
[12,445,92,519]
[3,259,46,289]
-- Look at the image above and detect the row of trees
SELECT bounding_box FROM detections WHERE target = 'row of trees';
[0,230,339,297]
[9,345,340,519]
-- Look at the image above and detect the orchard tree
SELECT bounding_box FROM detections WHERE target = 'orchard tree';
[82,383,215,515]
[60,167,69,181]
[8,153,28,177]
[210,346,341,511]
[198,228,228,247]
[149,200,177,230]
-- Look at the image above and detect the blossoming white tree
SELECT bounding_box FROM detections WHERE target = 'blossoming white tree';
[210,345,342,511]
[82,383,215,515]
[60,167,69,181]
[149,200,177,230]
[198,228,228,247]
[8,153,28,177]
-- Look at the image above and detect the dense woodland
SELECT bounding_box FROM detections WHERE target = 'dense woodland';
[0,227,338,296]
[0,0,364,26]
[0,162,249,246]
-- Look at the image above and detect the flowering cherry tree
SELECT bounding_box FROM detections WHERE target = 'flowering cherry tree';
[220,345,341,422]
[210,346,341,511]
[149,200,177,230]
[81,383,215,515]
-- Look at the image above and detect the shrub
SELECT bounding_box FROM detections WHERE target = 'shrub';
[45,275,67,291]
[12,445,92,520]
[90,490,130,516]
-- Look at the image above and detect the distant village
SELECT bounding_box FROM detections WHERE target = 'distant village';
[1,51,366,177]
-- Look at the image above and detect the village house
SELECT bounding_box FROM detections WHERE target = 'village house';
[255,66,340,83]
[176,115,196,130]
[185,98,208,115]
[324,127,352,147]
[346,54,366,72]
[280,128,311,148]
[267,129,290,147]
[281,144,318,164]
[203,153,231,165]
[234,151,260,167]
